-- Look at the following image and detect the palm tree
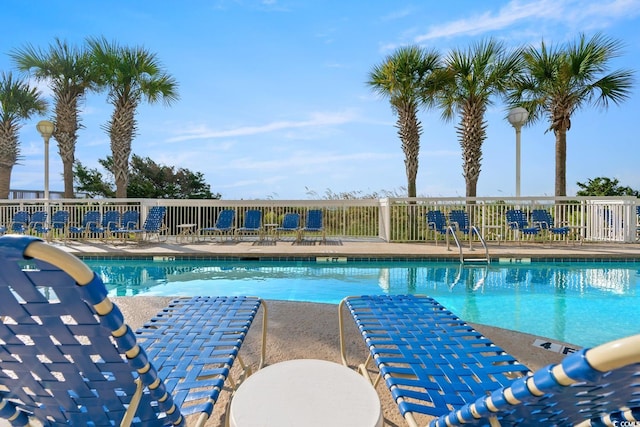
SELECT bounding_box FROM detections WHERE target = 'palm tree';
[11,38,97,198]
[508,33,634,197]
[367,45,442,199]
[87,37,179,198]
[0,72,47,199]
[438,38,523,199]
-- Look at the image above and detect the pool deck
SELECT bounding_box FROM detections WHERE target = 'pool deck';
[57,236,640,260]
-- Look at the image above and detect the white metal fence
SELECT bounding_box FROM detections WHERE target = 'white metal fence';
[0,196,638,243]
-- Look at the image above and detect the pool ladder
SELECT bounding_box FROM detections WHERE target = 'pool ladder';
[445,225,490,265]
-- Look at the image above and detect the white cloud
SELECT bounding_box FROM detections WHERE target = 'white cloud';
[414,0,640,41]
[166,110,359,142]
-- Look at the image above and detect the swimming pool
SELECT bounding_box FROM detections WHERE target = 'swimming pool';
[85,258,640,348]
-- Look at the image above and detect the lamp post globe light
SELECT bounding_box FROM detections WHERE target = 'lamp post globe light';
[507,107,529,198]
[36,120,54,200]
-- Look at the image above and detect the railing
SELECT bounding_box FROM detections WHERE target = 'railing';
[0,196,638,243]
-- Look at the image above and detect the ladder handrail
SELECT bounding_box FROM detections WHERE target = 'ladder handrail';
[470,225,491,265]
[445,226,464,263]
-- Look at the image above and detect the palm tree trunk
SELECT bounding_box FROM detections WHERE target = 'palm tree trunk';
[110,103,136,199]
[554,129,567,197]
[397,105,421,240]
[56,133,76,198]
[0,164,12,199]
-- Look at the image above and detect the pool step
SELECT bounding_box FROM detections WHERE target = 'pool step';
[462,257,489,264]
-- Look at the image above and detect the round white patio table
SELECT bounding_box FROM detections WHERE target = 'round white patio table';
[228,359,383,427]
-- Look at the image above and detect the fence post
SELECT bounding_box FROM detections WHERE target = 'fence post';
[378,198,390,242]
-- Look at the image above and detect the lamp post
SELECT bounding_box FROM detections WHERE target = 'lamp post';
[507,107,529,198]
[36,120,54,200]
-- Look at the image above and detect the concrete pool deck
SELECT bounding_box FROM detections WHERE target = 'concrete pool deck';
[56,236,640,260]
[52,238,640,426]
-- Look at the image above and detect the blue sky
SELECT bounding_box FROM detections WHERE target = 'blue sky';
[2,0,639,199]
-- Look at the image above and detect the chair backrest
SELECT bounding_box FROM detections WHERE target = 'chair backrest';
[427,210,447,231]
[305,209,323,229]
[506,209,528,229]
[120,210,140,230]
[243,209,262,229]
[102,210,121,231]
[215,209,235,229]
[531,209,553,229]
[281,213,300,229]
[0,235,182,426]
[50,210,70,230]
[433,333,640,426]
[448,210,469,231]
[10,211,30,233]
[80,210,101,226]
[28,211,47,232]
[143,206,167,231]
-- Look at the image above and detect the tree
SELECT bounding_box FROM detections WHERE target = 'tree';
[367,45,442,199]
[74,155,219,199]
[0,72,47,199]
[508,33,634,197]
[87,37,179,198]
[438,38,523,198]
[11,38,97,198]
[576,177,639,197]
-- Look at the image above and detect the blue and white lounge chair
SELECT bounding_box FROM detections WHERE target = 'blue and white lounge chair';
[0,235,267,426]
[531,209,570,243]
[275,212,300,241]
[113,206,167,243]
[339,295,640,427]
[68,210,101,239]
[299,209,325,243]
[426,210,448,245]
[27,211,48,235]
[235,209,263,241]
[506,209,539,242]
[448,209,470,235]
[93,209,121,241]
[198,209,235,241]
[119,209,140,230]
[4,211,30,234]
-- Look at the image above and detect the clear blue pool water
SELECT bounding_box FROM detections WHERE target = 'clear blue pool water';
[85,259,640,348]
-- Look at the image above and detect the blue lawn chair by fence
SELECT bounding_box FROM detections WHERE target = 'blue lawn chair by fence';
[119,209,140,231]
[27,211,47,235]
[3,211,30,234]
[235,209,263,241]
[339,294,640,427]
[299,209,326,243]
[199,209,235,241]
[113,206,167,243]
[531,209,570,243]
[275,212,300,241]
[0,235,267,426]
[506,209,539,242]
[448,209,470,235]
[93,210,121,241]
[68,210,101,239]
[426,210,448,245]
